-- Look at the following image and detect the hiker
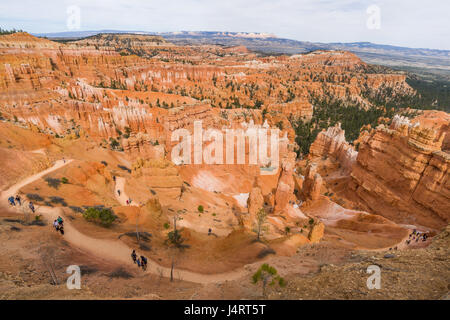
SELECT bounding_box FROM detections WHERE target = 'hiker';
[208,228,212,236]
[57,216,63,226]
[63,157,66,164]
[8,196,15,206]
[113,175,116,182]
[126,199,129,205]
[15,195,21,206]
[118,190,121,196]
[140,256,147,271]
[131,250,137,264]
[128,198,132,205]
[136,258,141,268]
[29,202,35,213]
[53,220,59,231]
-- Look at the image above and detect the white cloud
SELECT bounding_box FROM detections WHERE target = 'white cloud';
[0,0,448,49]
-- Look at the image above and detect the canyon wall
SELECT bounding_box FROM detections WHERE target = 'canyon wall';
[348,114,449,230]
[309,123,358,173]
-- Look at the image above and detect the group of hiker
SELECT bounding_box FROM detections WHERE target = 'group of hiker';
[131,249,148,271]
[53,216,64,235]
[405,229,428,245]
[7,193,68,236]
[7,195,35,213]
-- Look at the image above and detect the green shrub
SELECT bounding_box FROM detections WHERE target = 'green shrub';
[197,205,204,213]
[83,207,117,227]
[167,229,184,247]
[61,177,69,184]
[252,263,286,297]
[163,222,170,229]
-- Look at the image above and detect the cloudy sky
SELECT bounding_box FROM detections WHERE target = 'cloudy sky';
[1,0,449,50]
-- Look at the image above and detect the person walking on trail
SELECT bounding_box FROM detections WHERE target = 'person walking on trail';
[131,250,137,264]
[117,190,121,196]
[140,256,147,271]
[53,220,59,231]
[136,258,141,268]
[8,196,15,206]
[113,175,116,182]
[15,195,21,206]
[29,202,35,213]
[57,216,63,226]
[63,157,66,164]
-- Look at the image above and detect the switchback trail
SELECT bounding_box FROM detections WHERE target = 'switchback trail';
[0,160,249,284]
[2,159,412,284]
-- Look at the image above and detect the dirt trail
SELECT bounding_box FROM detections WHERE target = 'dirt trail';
[1,161,249,284]
[1,159,414,284]
[1,159,73,201]
[114,177,135,206]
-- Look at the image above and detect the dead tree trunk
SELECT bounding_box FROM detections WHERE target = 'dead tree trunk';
[136,210,140,245]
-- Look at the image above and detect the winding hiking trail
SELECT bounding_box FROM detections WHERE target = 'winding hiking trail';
[114,177,134,206]
[1,158,415,284]
[0,159,248,284]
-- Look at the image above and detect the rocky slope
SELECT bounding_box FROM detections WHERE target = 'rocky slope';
[309,123,358,173]
[309,111,449,231]
[0,32,432,251]
[349,113,449,230]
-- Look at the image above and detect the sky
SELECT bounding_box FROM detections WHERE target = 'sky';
[1,0,449,50]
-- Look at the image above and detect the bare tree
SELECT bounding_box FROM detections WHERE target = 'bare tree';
[37,238,59,285]
[136,203,143,245]
[167,212,184,282]
[170,258,174,282]
[156,266,164,287]
[253,208,268,241]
